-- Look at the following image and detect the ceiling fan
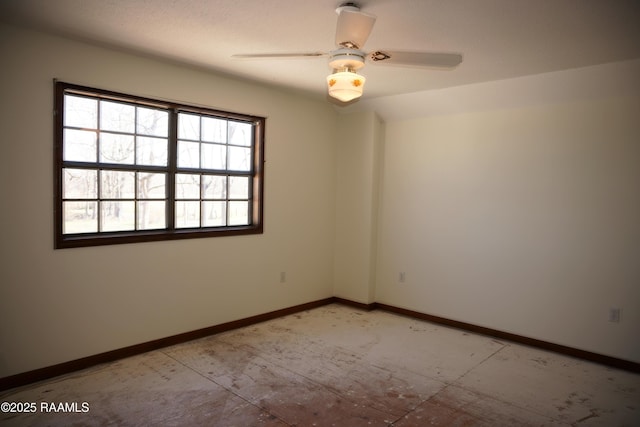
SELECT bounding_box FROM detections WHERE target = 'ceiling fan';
[232,2,463,103]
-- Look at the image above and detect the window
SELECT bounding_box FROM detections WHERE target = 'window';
[54,81,265,248]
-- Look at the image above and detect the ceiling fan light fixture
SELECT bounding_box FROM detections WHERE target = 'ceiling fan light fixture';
[327,69,366,102]
[233,3,463,103]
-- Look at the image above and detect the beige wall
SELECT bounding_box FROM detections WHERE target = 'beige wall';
[333,111,383,304]
[375,93,640,362]
[0,24,338,378]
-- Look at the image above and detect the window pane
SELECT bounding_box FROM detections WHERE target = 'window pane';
[100,100,135,133]
[228,121,252,146]
[64,95,97,129]
[101,201,135,231]
[137,107,168,137]
[175,201,200,228]
[63,201,98,234]
[202,175,226,199]
[64,129,97,162]
[177,140,200,168]
[175,173,200,199]
[100,133,134,164]
[228,146,251,171]
[228,201,249,225]
[137,136,168,166]
[201,143,226,170]
[202,201,226,227]
[178,113,200,140]
[138,173,166,199]
[202,117,227,143]
[229,176,249,199]
[101,170,135,199]
[137,201,166,230]
[63,168,97,199]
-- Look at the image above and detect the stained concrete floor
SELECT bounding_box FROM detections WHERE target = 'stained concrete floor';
[1,304,639,426]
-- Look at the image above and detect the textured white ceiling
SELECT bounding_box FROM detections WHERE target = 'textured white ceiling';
[1,0,639,102]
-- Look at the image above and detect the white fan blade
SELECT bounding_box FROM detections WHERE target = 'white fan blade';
[335,9,376,49]
[232,52,327,59]
[368,51,463,69]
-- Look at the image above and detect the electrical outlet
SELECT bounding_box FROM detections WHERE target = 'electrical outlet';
[280,271,286,283]
[399,272,406,283]
[609,308,621,323]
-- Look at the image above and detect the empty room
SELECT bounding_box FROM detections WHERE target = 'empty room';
[0,1,639,425]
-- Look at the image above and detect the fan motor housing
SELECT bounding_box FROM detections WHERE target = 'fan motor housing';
[329,48,366,71]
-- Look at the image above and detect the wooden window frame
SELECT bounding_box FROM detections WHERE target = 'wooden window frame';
[54,81,265,249]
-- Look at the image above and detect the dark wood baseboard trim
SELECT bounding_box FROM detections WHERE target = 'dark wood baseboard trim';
[0,297,334,392]
[332,297,376,311]
[2,296,638,391]
[373,302,640,374]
